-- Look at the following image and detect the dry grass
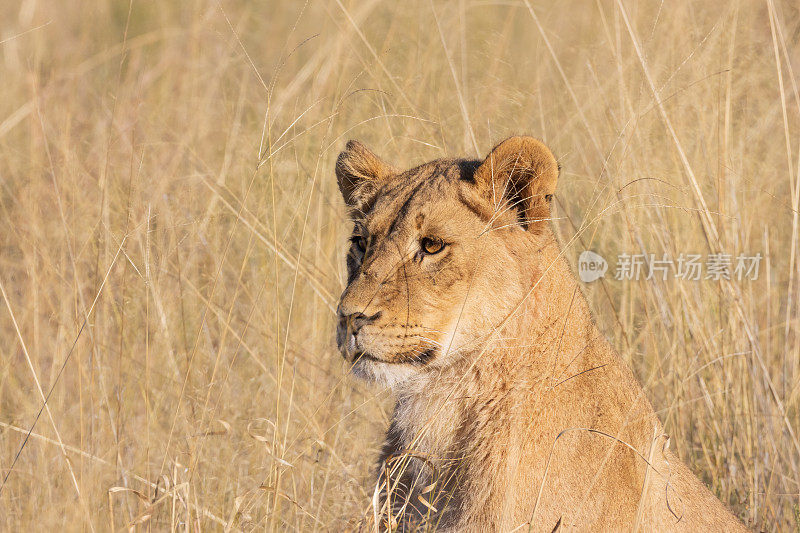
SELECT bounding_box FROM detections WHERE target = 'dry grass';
[0,0,799,530]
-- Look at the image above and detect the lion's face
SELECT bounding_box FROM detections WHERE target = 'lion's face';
[335,137,559,386]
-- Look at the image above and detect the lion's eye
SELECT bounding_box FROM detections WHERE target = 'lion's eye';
[420,236,445,255]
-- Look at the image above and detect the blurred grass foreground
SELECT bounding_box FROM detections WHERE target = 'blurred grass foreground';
[1,0,799,530]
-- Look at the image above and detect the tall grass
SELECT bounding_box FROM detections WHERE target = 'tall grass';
[0,0,798,530]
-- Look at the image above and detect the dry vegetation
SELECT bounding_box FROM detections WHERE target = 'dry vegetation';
[1,0,799,530]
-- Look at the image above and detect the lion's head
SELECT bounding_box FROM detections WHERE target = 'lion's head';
[335,136,559,386]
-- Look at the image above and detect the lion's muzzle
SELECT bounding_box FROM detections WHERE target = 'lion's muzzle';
[336,309,381,362]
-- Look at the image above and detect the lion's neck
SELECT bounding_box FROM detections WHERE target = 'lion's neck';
[520,234,597,353]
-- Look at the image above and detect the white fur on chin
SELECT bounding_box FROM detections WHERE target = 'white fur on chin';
[349,358,418,389]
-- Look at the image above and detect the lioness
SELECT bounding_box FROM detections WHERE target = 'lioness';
[335,136,747,531]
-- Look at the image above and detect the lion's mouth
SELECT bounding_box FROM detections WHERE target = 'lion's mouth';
[347,348,436,366]
[344,345,439,387]
[339,325,439,365]
[349,350,375,363]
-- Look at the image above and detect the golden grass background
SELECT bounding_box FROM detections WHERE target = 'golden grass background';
[1,0,799,530]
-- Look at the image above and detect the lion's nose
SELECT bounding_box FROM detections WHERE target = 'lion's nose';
[336,310,382,359]
[337,311,381,334]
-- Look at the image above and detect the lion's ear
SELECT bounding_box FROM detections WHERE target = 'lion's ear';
[336,140,396,210]
[473,136,559,232]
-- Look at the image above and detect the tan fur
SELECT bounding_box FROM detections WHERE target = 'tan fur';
[334,137,748,532]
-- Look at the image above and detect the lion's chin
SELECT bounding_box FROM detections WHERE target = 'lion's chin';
[348,356,418,389]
